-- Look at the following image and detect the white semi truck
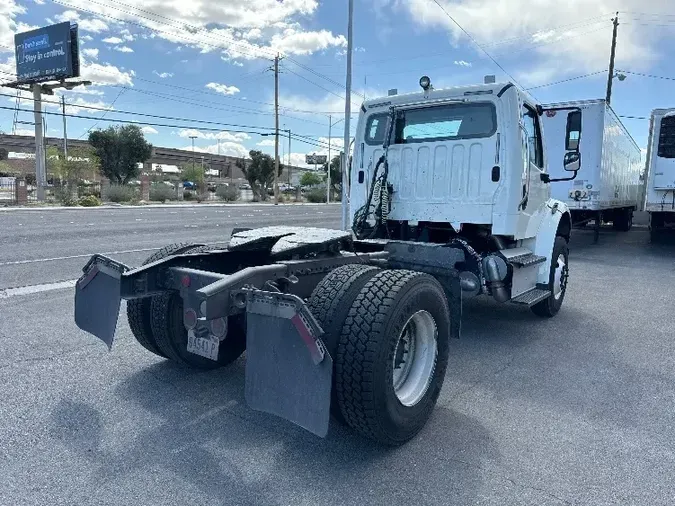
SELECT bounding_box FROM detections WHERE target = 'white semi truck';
[642,108,675,241]
[74,78,583,445]
[541,99,642,242]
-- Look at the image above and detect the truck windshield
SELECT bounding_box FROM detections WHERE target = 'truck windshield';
[393,102,496,144]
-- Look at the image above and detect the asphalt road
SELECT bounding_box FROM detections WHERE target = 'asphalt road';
[1,207,674,506]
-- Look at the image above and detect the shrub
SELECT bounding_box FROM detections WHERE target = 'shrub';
[216,185,240,202]
[78,195,101,207]
[306,188,327,203]
[183,190,195,201]
[149,184,176,203]
[107,184,138,203]
[54,187,78,206]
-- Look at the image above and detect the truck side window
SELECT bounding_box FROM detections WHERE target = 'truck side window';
[365,113,389,146]
[521,105,543,169]
[566,110,582,151]
[657,115,675,158]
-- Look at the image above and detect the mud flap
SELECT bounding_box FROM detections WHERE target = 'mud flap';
[244,290,332,438]
[74,255,128,349]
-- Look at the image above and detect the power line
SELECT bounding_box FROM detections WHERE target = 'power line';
[525,70,607,90]
[0,91,349,145]
[78,87,126,139]
[0,104,341,151]
[482,16,613,48]
[618,115,648,120]
[281,65,362,108]
[618,70,675,82]
[53,0,356,100]
[494,25,609,56]
[428,0,528,92]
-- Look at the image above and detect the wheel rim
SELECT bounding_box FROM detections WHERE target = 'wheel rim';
[392,310,438,407]
[553,253,568,300]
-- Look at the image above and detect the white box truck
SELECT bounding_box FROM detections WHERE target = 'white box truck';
[642,108,675,241]
[541,99,642,242]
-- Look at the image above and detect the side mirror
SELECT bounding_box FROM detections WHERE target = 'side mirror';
[564,151,581,172]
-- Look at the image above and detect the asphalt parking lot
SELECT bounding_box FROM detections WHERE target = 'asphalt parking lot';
[1,207,674,506]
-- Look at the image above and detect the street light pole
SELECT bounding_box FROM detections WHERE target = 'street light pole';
[342,0,354,230]
[328,115,332,204]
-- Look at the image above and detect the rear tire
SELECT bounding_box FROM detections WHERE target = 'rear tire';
[612,209,633,232]
[335,270,451,445]
[150,291,247,370]
[307,263,381,422]
[127,243,206,358]
[531,237,569,318]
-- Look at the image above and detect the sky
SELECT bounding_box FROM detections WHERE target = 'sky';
[2,0,675,167]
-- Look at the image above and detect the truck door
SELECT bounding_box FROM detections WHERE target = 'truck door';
[517,103,548,234]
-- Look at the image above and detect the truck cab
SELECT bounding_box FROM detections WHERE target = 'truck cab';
[350,79,577,245]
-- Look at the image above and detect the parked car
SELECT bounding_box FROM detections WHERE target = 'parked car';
[183,181,196,189]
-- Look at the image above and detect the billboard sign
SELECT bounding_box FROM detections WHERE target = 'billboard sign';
[305,154,327,165]
[14,22,80,84]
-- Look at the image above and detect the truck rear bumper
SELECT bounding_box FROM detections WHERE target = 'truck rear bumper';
[73,254,335,437]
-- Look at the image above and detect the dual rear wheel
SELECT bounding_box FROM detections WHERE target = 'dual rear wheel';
[126,243,246,369]
[308,264,451,445]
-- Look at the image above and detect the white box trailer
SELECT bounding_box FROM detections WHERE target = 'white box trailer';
[642,108,675,241]
[541,99,642,241]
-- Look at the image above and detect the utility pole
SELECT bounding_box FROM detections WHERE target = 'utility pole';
[287,129,292,184]
[606,12,619,105]
[61,95,68,161]
[274,53,280,205]
[33,84,46,201]
[327,115,332,204]
[342,0,354,229]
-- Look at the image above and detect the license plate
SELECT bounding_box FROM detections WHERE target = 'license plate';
[187,332,219,361]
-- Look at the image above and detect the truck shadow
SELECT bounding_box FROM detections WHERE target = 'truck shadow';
[49,357,498,505]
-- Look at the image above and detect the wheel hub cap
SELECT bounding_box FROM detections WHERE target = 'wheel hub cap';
[553,253,568,300]
[392,310,438,407]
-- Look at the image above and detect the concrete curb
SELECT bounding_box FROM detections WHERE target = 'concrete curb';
[0,202,341,212]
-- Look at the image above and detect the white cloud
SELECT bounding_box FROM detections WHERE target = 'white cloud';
[114,46,134,53]
[454,60,471,67]
[270,28,347,55]
[141,126,159,135]
[52,0,345,61]
[389,0,669,83]
[102,36,124,44]
[80,62,134,86]
[55,11,109,33]
[81,35,93,41]
[184,142,249,158]
[178,129,251,142]
[206,82,241,95]
[13,128,34,137]
[153,70,173,79]
[257,139,276,147]
[33,0,45,4]
[120,29,135,42]
[82,48,99,60]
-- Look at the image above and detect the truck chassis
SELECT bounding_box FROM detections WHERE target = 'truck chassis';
[75,225,566,445]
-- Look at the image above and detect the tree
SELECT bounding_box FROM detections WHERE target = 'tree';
[88,125,152,184]
[180,162,205,185]
[322,155,341,190]
[235,150,283,201]
[46,145,99,183]
[0,147,8,161]
[300,171,322,187]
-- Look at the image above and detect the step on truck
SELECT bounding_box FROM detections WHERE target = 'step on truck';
[75,77,579,445]
[642,108,675,241]
[541,99,642,242]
